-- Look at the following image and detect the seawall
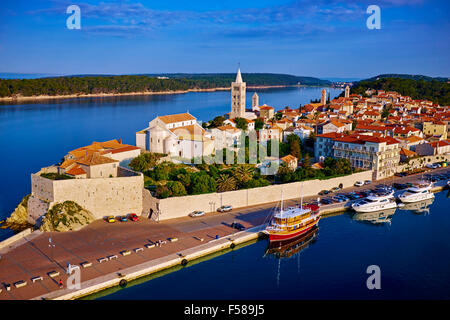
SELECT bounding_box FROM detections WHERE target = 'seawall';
[149,170,373,220]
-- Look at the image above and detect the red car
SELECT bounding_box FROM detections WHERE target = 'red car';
[129,213,139,221]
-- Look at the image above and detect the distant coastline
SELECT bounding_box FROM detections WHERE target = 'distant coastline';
[0,85,309,103]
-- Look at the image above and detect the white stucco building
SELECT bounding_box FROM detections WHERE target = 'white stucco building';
[136,113,214,159]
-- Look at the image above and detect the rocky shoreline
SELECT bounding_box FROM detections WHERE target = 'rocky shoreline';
[1,195,94,233]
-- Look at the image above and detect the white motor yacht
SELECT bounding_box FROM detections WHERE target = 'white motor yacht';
[351,191,397,213]
[398,182,434,203]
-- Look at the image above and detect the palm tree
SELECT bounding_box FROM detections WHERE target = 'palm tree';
[216,174,237,192]
[234,165,254,184]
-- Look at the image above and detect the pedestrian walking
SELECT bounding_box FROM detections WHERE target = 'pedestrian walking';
[59,279,63,288]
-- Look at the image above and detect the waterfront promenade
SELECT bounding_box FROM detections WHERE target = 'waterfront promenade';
[0,167,448,300]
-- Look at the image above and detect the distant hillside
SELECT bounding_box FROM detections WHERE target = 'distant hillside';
[148,73,331,87]
[366,74,449,82]
[348,76,450,105]
[0,73,330,98]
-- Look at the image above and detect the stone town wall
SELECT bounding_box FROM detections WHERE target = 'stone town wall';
[150,170,373,221]
[396,154,450,172]
[27,195,52,224]
[29,169,144,222]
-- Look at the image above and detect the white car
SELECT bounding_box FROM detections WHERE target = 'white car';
[354,181,364,187]
[364,180,372,185]
[189,211,205,218]
[217,205,233,212]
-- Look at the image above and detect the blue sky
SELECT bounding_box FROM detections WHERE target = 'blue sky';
[0,0,449,78]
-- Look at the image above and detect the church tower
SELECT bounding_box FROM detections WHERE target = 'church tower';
[252,92,259,111]
[320,88,327,105]
[230,67,246,119]
[345,85,350,98]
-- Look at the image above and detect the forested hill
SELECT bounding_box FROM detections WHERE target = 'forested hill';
[146,73,331,86]
[365,74,449,82]
[348,77,450,106]
[0,73,330,98]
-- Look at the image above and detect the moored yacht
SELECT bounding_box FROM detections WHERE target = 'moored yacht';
[398,181,434,203]
[351,191,397,213]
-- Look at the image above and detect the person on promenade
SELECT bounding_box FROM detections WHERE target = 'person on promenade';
[59,279,63,288]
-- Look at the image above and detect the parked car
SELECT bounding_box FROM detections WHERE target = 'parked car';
[332,196,345,202]
[189,211,205,218]
[230,222,245,231]
[129,213,139,221]
[218,205,233,212]
[331,187,341,192]
[319,190,328,195]
[320,198,333,205]
[120,216,128,222]
[354,181,364,187]
[364,180,372,185]
[107,216,116,223]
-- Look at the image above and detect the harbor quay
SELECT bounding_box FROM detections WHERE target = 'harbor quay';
[0,167,448,300]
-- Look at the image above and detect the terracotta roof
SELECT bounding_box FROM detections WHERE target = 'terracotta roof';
[60,159,76,169]
[216,125,240,132]
[65,165,86,176]
[329,120,346,128]
[170,124,209,141]
[400,148,417,157]
[110,145,141,154]
[158,113,196,124]
[281,154,297,163]
[334,134,399,145]
[317,132,346,139]
[76,153,118,166]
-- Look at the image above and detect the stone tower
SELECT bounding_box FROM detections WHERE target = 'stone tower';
[252,92,259,111]
[230,67,246,119]
[320,88,327,105]
[345,85,350,98]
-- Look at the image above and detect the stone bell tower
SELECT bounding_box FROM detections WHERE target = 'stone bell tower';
[252,92,259,111]
[320,88,327,105]
[230,67,246,119]
[345,85,350,98]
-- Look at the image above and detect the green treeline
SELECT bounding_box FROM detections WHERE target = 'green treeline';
[0,73,330,98]
[0,75,213,97]
[349,77,450,105]
[151,73,330,87]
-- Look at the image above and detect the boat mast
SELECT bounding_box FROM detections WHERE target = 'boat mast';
[300,182,303,209]
[280,187,283,214]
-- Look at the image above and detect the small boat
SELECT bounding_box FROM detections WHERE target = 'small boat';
[351,191,397,213]
[265,186,320,242]
[398,181,434,203]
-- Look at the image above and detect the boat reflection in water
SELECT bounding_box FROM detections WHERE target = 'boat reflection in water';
[264,226,319,286]
[352,207,397,225]
[397,197,434,215]
[265,226,318,259]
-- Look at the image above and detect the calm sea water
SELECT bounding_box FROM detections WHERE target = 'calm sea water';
[98,191,450,300]
[0,86,341,240]
[1,87,449,299]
